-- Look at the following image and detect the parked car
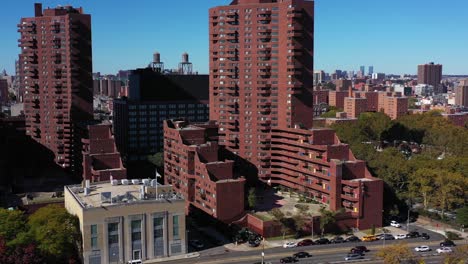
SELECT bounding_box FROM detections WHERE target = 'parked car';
[414,245,431,252]
[345,253,364,261]
[390,220,401,228]
[351,246,369,253]
[421,233,430,240]
[394,234,407,240]
[330,236,345,243]
[362,235,379,242]
[297,239,314,247]
[406,231,420,238]
[436,247,453,254]
[189,240,204,249]
[440,240,456,247]
[248,239,261,247]
[345,236,361,242]
[380,234,395,240]
[293,252,311,259]
[280,256,298,263]
[283,241,298,248]
[314,238,330,244]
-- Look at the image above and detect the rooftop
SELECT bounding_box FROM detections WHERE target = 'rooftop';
[66,179,184,209]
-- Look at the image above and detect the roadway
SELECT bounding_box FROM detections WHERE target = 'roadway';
[158,225,455,264]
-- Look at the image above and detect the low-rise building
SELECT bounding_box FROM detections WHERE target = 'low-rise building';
[65,180,186,264]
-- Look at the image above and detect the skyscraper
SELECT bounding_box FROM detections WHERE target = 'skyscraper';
[455,79,468,107]
[360,66,365,76]
[209,0,315,167]
[19,3,93,172]
[368,66,374,76]
[417,62,442,93]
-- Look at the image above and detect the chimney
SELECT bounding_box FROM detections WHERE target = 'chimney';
[34,3,43,17]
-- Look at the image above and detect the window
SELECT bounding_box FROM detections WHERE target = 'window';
[90,224,98,249]
[153,216,164,257]
[108,223,119,262]
[172,215,179,239]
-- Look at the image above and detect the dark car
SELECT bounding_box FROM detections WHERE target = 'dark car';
[406,231,420,238]
[297,239,315,247]
[330,236,345,243]
[189,240,204,249]
[345,236,361,242]
[293,252,312,259]
[280,256,298,263]
[314,238,330,244]
[421,233,430,240]
[440,240,456,247]
[351,246,369,253]
[248,239,260,247]
[380,234,395,240]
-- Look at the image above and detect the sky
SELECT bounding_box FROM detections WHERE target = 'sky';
[1,0,467,75]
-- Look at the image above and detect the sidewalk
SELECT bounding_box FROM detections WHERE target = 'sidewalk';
[144,252,200,263]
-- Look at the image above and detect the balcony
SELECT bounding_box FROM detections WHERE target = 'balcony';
[287,11,303,19]
[32,99,40,109]
[288,30,303,38]
[259,37,271,43]
[32,114,40,123]
[28,84,40,94]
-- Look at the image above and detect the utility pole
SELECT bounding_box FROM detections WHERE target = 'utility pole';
[311,216,314,239]
[261,243,265,264]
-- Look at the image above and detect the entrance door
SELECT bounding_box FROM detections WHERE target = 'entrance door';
[132,250,141,260]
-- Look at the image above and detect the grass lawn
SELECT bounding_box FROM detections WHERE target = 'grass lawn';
[267,234,296,241]
[253,212,274,221]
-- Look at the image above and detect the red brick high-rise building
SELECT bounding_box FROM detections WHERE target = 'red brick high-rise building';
[417,62,442,93]
[209,0,314,170]
[19,4,93,172]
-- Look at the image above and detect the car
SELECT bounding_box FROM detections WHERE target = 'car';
[330,236,345,243]
[189,240,204,249]
[248,239,261,247]
[414,245,431,252]
[436,247,453,254]
[351,246,369,253]
[394,234,407,240]
[440,240,456,247]
[421,233,430,240]
[390,220,401,228]
[345,253,364,261]
[380,234,395,240]
[345,236,361,242]
[283,241,298,248]
[297,239,314,247]
[362,235,379,242]
[293,252,312,258]
[406,231,420,238]
[314,238,330,244]
[280,256,298,263]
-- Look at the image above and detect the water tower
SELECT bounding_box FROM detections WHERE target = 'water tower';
[178,52,193,75]
[151,51,164,73]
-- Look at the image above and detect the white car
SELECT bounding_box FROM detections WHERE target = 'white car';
[414,246,431,252]
[394,234,407,239]
[436,247,453,254]
[283,241,297,248]
[390,220,401,228]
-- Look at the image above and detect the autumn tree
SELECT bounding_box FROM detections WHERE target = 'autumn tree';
[409,168,436,210]
[443,244,468,264]
[376,243,421,264]
[433,171,467,219]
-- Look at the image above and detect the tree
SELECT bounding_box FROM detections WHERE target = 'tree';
[455,206,468,227]
[376,243,421,264]
[269,208,289,239]
[443,244,468,264]
[409,168,436,210]
[433,171,467,219]
[319,207,338,236]
[247,188,256,209]
[148,152,164,168]
[0,209,27,244]
[27,205,81,262]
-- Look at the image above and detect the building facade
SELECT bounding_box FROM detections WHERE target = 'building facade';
[0,79,8,104]
[82,124,127,182]
[163,119,245,222]
[344,97,367,118]
[455,80,468,107]
[113,68,210,162]
[417,62,442,93]
[209,0,315,174]
[329,91,347,109]
[65,181,186,264]
[19,3,93,172]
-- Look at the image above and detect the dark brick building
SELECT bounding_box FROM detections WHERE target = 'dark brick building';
[19,3,93,173]
[113,68,210,163]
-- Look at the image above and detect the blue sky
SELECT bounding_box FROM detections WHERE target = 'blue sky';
[1,0,467,75]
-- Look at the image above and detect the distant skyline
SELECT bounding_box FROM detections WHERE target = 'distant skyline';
[1,0,468,75]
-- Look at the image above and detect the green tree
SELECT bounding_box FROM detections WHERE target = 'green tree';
[247,188,256,209]
[455,206,468,227]
[269,208,290,239]
[409,168,436,210]
[148,152,164,168]
[319,207,338,236]
[27,205,81,262]
[433,171,467,219]
[0,209,27,245]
